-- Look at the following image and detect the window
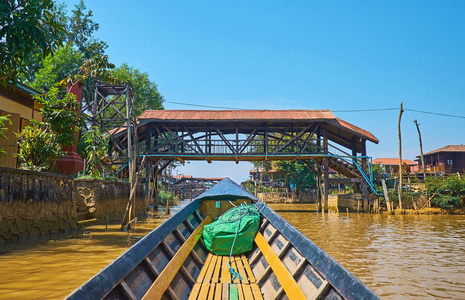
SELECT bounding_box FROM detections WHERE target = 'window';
[447,159,453,165]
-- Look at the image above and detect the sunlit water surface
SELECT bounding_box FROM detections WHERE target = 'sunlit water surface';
[268,203,465,300]
[1,201,464,299]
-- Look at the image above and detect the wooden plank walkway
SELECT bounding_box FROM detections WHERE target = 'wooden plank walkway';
[188,254,264,300]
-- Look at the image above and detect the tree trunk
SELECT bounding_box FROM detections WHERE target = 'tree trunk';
[414,119,426,181]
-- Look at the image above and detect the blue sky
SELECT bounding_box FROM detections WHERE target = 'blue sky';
[63,0,465,183]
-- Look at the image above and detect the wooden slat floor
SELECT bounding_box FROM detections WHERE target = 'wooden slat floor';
[188,253,264,300]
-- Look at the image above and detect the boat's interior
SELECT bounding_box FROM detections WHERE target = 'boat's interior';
[68,195,377,300]
[103,199,339,300]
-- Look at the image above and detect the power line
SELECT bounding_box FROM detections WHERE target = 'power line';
[404,108,465,119]
[332,108,398,112]
[164,100,244,110]
[164,100,465,119]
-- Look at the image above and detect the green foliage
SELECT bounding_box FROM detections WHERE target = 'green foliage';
[112,63,165,115]
[15,125,64,171]
[31,43,83,91]
[78,126,110,178]
[275,160,316,192]
[425,176,464,208]
[34,87,79,146]
[16,85,80,171]
[158,189,180,205]
[66,0,107,58]
[0,0,66,84]
[0,115,12,156]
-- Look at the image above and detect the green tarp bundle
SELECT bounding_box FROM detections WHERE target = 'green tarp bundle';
[202,204,260,256]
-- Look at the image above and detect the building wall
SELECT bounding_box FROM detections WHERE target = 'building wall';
[424,152,465,173]
[0,92,43,168]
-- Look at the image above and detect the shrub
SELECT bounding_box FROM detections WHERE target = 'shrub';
[425,175,465,208]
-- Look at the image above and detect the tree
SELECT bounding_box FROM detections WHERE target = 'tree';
[275,160,316,192]
[35,87,80,146]
[31,43,83,91]
[0,0,66,84]
[66,0,107,59]
[112,63,165,116]
[15,125,64,171]
[79,126,111,178]
[16,86,80,171]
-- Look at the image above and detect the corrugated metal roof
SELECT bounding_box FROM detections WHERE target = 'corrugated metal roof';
[373,158,417,165]
[138,109,336,121]
[331,118,379,143]
[424,145,465,156]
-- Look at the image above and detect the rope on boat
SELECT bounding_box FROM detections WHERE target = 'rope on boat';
[225,202,260,281]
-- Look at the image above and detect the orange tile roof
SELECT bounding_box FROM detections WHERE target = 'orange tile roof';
[373,158,417,165]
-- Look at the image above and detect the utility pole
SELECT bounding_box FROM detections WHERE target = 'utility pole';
[398,102,403,210]
[414,119,426,181]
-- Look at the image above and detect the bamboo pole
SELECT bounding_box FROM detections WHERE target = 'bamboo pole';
[398,102,403,210]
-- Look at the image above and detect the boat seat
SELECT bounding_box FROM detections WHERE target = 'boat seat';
[189,253,264,300]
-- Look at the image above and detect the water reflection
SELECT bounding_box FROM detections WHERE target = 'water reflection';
[268,203,465,299]
[0,200,189,300]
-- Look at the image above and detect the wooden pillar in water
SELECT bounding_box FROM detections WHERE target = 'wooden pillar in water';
[323,124,329,213]
[153,165,159,211]
[316,168,322,212]
[145,123,152,205]
[361,139,369,212]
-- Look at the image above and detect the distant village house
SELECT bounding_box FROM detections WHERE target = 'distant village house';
[416,145,465,174]
[372,158,417,176]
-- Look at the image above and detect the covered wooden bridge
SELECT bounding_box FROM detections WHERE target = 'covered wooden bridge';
[115,109,379,212]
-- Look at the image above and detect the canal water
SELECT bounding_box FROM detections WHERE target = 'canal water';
[0,201,464,299]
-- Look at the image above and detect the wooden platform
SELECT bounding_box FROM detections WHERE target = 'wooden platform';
[189,253,264,300]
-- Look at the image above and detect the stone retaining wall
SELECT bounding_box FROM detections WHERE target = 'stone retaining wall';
[257,191,315,203]
[0,167,77,243]
[74,178,147,224]
[0,167,149,243]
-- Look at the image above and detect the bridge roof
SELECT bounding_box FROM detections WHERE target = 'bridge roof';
[139,109,335,121]
[138,109,378,144]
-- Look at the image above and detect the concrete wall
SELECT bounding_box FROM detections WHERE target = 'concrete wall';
[328,193,359,212]
[0,167,149,243]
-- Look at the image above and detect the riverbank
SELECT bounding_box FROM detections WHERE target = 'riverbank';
[391,207,465,215]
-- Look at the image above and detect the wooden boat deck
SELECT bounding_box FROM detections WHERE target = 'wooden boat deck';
[189,253,263,300]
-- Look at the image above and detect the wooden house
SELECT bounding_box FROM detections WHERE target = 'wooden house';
[0,83,43,168]
[417,145,465,174]
[372,158,417,176]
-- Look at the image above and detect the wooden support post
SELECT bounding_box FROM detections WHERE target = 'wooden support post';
[323,124,329,213]
[317,169,322,212]
[153,166,159,210]
[361,139,369,212]
[381,179,392,214]
[414,119,426,181]
[145,123,152,205]
[398,102,404,210]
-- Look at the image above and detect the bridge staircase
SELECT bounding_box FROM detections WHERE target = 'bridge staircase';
[313,145,381,195]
